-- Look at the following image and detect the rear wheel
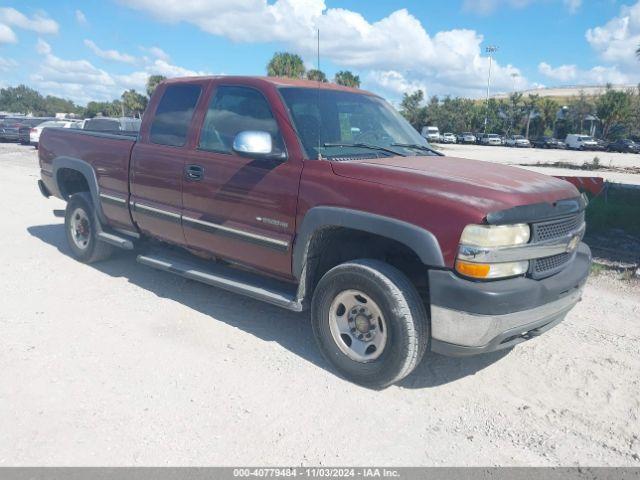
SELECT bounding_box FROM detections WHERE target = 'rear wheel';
[311,259,429,388]
[65,193,113,263]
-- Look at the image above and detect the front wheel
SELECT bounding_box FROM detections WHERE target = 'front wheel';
[311,259,429,388]
[65,193,113,263]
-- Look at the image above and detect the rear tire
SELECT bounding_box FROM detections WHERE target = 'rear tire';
[65,193,113,263]
[311,259,429,388]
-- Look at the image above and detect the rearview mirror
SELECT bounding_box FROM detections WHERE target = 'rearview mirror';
[232,131,284,160]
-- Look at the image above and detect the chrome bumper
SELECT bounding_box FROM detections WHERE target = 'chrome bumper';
[430,286,583,355]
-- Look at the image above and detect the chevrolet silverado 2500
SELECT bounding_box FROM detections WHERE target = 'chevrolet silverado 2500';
[37,76,591,388]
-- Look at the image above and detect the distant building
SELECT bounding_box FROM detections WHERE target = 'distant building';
[492,84,638,100]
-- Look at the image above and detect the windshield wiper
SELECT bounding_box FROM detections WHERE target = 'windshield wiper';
[390,143,444,156]
[323,142,406,157]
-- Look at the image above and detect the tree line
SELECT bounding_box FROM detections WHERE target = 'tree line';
[399,85,640,140]
[0,75,166,118]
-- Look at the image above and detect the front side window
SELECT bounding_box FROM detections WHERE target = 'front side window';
[279,87,435,159]
[199,86,284,154]
[150,84,201,147]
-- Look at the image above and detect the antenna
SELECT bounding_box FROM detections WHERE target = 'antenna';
[316,28,322,160]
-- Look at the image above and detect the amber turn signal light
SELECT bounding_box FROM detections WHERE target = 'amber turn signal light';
[455,260,490,279]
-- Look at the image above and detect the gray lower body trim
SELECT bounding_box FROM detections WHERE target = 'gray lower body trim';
[430,287,583,352]
[131,201,289,251]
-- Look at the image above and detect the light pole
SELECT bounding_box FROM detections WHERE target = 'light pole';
[484,45,498,134]
[510,72,519,134]
[511,72,519,93]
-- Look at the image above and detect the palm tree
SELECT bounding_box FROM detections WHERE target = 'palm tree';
[266,52,306,79]
[306,69,327,82]
[334,71,360,88]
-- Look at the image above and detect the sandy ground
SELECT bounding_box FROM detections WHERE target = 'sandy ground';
[1,143,639,466]
[438,143,640,186]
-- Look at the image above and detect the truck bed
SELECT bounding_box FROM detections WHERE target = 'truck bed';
[39,127,137,231]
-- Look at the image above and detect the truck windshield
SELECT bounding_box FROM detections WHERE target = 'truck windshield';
[279,87,435,159]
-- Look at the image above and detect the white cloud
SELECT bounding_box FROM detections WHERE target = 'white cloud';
[84,39,136,64]
[142,46,170,62]
[538,62,631,85]
[538,1,640,87]
[0,7,58,34]
[122,0,529,98]
[563,0,581,14]
[75,10,88,25]
[586,1,640,71]
[0,56,17,72]
[462,0,536,15]
[365,70,429,97]
[0,23,17,44]
[30,39,210,104]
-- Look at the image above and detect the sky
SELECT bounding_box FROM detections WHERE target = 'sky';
[0,0,639,105]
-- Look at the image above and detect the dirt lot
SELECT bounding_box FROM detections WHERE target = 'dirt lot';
[439,143,640,186]
[1,143,639,466]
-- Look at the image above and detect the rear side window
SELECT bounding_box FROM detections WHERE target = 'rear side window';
[150,84,201,147]
[84,118,120,132]
[198,86,284,154]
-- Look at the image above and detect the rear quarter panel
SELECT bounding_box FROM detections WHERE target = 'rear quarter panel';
[39,128,136,230]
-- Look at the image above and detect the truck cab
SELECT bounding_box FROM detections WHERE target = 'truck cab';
[37,76,591,388]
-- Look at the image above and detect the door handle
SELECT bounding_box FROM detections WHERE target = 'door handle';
[185,164,204,181]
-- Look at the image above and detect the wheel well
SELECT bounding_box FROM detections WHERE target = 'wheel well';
[302,227,430,305]
[57,168,90,199]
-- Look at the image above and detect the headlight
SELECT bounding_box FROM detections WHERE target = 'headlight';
[456,224,531,280]
[459,224,530,247]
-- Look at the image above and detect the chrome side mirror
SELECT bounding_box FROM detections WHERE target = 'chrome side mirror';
[232,131,273,157]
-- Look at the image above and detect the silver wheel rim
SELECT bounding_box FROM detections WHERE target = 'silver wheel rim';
[328,289,387,362]
[69,207,91,250]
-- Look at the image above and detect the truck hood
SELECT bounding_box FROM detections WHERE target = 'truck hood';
[330,155,579,219]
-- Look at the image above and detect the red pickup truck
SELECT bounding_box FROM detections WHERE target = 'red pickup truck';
[37,76,591,388]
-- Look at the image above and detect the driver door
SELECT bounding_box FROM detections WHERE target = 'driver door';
[181,84,301,279]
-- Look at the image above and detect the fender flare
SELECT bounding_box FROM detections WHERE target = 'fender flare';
[52,156,106,223]
[292,206,445,279]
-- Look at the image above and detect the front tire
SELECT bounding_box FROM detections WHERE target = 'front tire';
[65,193,113,263]
[311,259,429,388]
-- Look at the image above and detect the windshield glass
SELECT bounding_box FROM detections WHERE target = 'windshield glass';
[279,87,433,159]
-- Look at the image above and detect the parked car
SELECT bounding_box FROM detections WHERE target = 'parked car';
[421,125,440,143]
[565,134,599,151]
[505,135,531,148]
[30,120,81,148]
[607,139,640,153]
[0,117,26,142]
[18,118,54,145]
[83,116,141,134]
[441,132,456,144]
[457,132,476,144]
[37,76,590,388]
[531,136,566,149]
[481,133,502,146]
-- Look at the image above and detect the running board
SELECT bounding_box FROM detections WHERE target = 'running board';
[98,232,134,250]
[136,253,303,312]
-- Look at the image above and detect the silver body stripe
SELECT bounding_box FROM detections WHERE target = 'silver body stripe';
[182,215,289,249]
[99,193,127,204]
[130,201,288,249]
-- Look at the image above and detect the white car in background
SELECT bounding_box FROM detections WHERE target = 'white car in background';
[505,135,531,148]
[441,132,457,144]
[30,120,81,147]
[457,132,476,144]
[421,126,440,143]
[481,133,502,146]
[565,134,599,151]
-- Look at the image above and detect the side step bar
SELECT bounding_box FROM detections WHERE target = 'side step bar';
[137,253,303,312]
[98,231,134,250]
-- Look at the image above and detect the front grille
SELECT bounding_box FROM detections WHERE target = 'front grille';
[530,212,584,279]
[533,212,584,242]
[533,252,571,275]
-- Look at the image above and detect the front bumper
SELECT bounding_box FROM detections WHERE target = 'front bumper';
[429,243,591,356]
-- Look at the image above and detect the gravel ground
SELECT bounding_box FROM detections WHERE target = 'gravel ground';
[1,143,639,466]
[438,143,640,186]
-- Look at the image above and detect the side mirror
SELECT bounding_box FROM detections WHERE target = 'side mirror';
[232,131,285,160]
